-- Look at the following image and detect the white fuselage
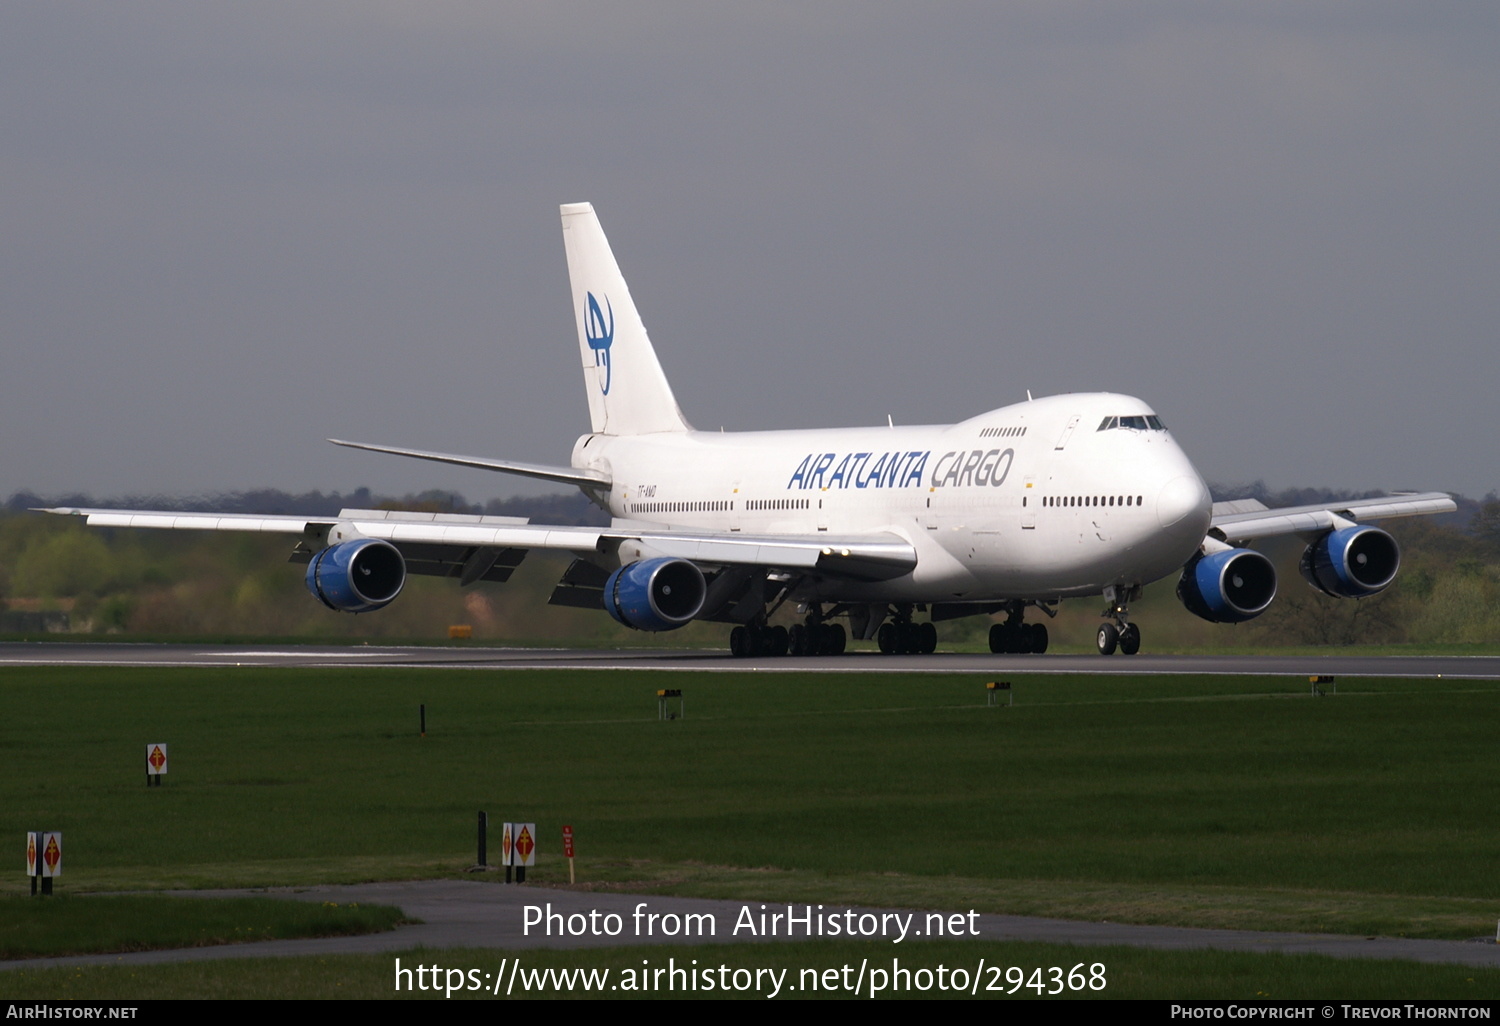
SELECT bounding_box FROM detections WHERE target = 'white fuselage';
[573,392,1213,604]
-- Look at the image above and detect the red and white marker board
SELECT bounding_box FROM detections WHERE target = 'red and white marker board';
[147,744,168,776]
[25,832,37,876]
[41,833,61,878]
[513,823,536,867]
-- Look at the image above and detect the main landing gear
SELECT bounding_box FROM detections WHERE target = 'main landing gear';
[729,622,787,657]
[876,606,937,655]
[729,611,846,658]
[789,620,846,657]
[987,602,1049,654]
[1096,585,1141,656]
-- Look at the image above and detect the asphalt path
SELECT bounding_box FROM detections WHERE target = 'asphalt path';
[4,881,1500,973]
[3,642,1500,678]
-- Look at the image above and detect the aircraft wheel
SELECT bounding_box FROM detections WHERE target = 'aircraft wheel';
[919,622,937,654]
[769,624,789,657]
[878,622,895,655]
[821,623,847,656]
[1018,622,1035,653]
[895,623,913,654]
[1031,622,1049,655]
[1118,622,1140,656]
[730,626,748,658]
[1006,625,1024,654]
[788,624,807,656]
[988,623,1005,654]
[1096,622,1119,656]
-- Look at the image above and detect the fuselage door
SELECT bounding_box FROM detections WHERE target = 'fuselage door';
[1054,415,1080,451]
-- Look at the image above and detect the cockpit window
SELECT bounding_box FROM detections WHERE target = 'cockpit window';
[1100,414,1167,432]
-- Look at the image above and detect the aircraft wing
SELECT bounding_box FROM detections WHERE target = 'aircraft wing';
[40,506,916,583]
[1208,492,1456,545]
[327,439,612,490]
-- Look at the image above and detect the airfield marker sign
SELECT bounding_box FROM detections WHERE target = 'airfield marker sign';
[657,688,684,720]
[514,822,535,883]
[42,834,61,876]
[146,743,168,786]
[39,832,61,894]
[563,824,575,884]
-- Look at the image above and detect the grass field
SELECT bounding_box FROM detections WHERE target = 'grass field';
[2,665,1498,997]
[0,895,406,960]
[5,941,1500,1000]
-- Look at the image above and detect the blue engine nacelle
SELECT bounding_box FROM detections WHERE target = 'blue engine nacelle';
[602,557,706,632]
[1177,548,1278,624]
[305,538,406,613]
[1300,526,1399,598]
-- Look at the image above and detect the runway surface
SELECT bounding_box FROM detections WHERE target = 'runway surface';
[2,641,1499,678]
[4,881,1499,973]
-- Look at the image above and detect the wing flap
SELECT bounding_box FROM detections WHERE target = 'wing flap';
[393,543,528,583]
[43,506,918,583]
[619,530,916,581]
[41,509,323,534]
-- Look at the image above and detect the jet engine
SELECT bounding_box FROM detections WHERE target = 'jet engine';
[1177,548,1278,624]
[602,557,706,631]
[1300,526,1400,598]
[305,538,407,613]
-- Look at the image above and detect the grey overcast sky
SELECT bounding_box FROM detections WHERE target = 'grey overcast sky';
[3,2,1497,502]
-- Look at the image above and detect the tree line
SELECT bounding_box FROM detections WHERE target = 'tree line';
[2,486,1497,649]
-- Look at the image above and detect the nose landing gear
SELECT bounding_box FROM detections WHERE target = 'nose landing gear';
[1097,585,1142,656]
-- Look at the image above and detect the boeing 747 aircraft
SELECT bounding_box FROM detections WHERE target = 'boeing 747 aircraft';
[45,204,1456,656]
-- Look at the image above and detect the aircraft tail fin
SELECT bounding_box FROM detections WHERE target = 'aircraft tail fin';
[561,203,692,435]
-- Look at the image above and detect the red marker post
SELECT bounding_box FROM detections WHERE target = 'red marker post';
[501,823,514,884]
[562,825,575,884]
[25,832,37,896]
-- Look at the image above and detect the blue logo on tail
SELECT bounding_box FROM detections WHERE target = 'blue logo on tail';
[584,292,614,395]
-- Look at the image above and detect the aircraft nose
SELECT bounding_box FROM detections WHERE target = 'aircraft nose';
[1157,475,1211,531]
